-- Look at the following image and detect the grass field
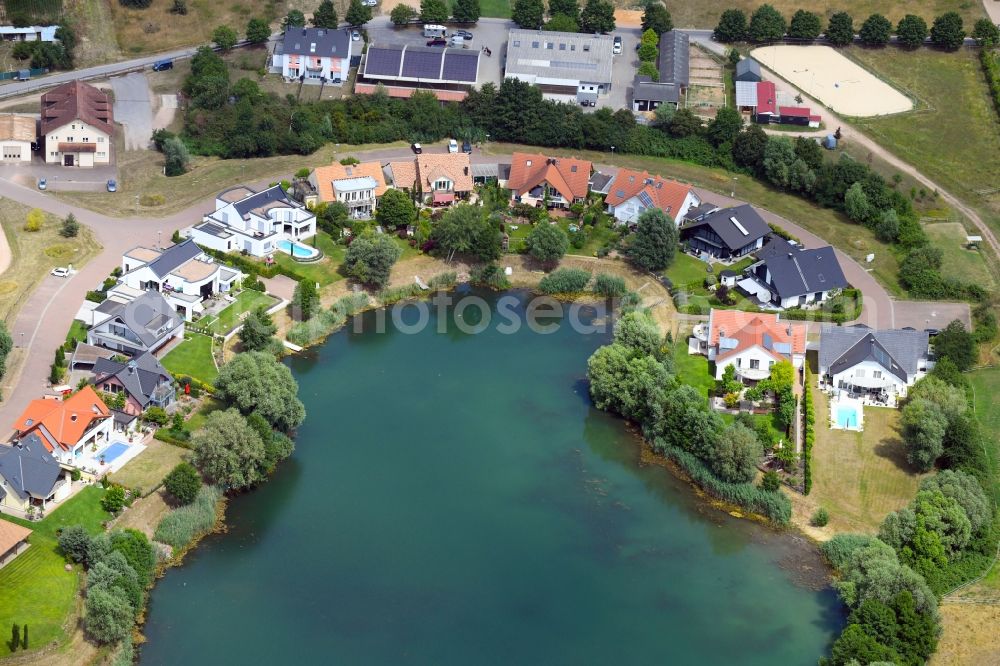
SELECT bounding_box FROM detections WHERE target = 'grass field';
[203,289,278,335]
[672,341,716,399]
[487,142,905,296]
[666,0,983,33]
[0,200,101,325]
[0,486,109,658]
[924,223,995,289]
[849,47,1000,244]
[162,332,217,384]
[806,391,924,534]
[479,0,511,18]
[110,438,188,492]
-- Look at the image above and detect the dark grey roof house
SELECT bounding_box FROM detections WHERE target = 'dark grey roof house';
[144,239,202,279]
[0,433,68,510]
[819,324,932,397]
[87,290,184,356]
[735,58,761,82]
[680,204,770,260]
[746,236,849,307]
[631,75,681,112]
[93,351,175,413]
[658,31,689,87]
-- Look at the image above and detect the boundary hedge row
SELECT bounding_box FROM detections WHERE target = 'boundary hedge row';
[802,367,815,495]
[983,49,1000,120]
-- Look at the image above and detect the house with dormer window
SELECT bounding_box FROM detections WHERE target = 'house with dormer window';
[272,27,353,84]
[818,325,932,404]
[506,152,592,209]
[386,153,473,206]
[40,80,113,167]
[679,204,770,260]
[695,309,806,382]
[11,386,112,467]
[87,290,184,356]
[310,160,389,217]
[189,184,317,257]
[604,168,700,226]
[740,236,849,309]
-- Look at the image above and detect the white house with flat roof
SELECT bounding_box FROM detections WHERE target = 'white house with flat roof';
[504,29,614,104]
[117,239,242,321]
[188,185,317,258]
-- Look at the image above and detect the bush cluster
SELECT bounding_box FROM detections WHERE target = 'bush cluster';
[154,485,223,549]
[537,268,591,294]
[470,264,511,290]
[982,49,1000,121]
[287,293,369,347]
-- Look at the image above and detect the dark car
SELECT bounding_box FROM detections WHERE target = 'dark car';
[152,59,173,71]
[411,142,423,154]
[426,38,447,47]
[453,30,473,40]
[462,140,472,153]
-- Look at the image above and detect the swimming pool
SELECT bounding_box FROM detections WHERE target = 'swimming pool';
[277,239,319,259]
[99,442,130,463]
[834,402,863,430]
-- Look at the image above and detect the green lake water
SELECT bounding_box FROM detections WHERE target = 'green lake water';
[139,289,842,665]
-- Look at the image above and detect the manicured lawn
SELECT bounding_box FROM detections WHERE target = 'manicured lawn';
[161,333,217,384]
[673,343,716,399]
[111,438,189,493]
[272,232,347,287]
[65,319,88,347]
[479,0,511,18]
[0,486,109,657]
[923,223,995,290]
[667,253,714,290]
[849,47,1000,243]
[203,289,278,335]
[184,397,225,432]
[807,391,924,534]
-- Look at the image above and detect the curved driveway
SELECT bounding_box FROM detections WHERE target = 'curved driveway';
[0,146,895,424]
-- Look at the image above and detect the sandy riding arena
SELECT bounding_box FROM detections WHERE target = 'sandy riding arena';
[750,45,912,117]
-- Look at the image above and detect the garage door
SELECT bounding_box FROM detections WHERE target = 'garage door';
[2,145,21,160]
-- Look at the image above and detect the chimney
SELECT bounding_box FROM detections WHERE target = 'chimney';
[71,414,78,422]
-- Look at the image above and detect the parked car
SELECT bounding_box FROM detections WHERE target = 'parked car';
[612,35,622,55]
[152,59,173,71]
[411,142,423,154]
[453,30,473,40]
[448,139,458,153]
[106,179,117,192]
[351,30,361,41]
[426,38,447,47]
[362,0,377,5]
[462,140,472,154]
[50,267,69,278]
[37,178,46,190]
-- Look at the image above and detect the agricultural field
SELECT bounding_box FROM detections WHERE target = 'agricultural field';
[849,47,1000,241]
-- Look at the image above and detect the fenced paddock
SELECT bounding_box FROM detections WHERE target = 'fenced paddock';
[750,45,913,117]
[686,45,726,120]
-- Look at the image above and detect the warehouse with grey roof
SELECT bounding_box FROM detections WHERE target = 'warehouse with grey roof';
[504,29,614,103]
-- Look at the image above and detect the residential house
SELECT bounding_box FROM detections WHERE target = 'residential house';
[309,161,389,218]
[506,152,591,209]
[386,153,474,206]
[40,80,112,167]
[92,352,175,417]
[272,27,352,84]
[734,58,761,82]
[695,309,806,381]
[0,25,58,41]
[740,236,849,309]
[11,387,113,467]
[504,29,614,104]
[190,185,317,258]
[0,433,72,514]
[87,289,184,356]
[679,204,769,260]
[118,239,242,320]
[604,168,700,226]
[0,114,35,162]
[819,324,933,403]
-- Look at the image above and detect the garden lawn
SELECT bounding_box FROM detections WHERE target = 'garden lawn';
[162,333,217,384]
[111,438,189,493]
[923,223,995,290]
[0,486,109,657]
[667,253,714,290]
[849,47,1000,244]
[65,319,88,347]
[479,0,512,18]
[807,391,924,534]
[673,342,716,399]
[205,290,278,335]
[272,232,347,287]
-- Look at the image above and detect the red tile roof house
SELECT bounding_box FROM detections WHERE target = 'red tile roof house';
[698,309,806,383]
[604,168,701,226]
[507,152,592,209]
[40,80,113,167]
[12,386,113,467]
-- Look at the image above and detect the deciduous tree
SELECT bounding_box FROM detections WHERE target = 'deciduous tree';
[375,188,416,229]
[896,14,928,48]
[420,0,450,23]
[930,12,965,50]
[788,9,821,40]
[211,25,238,52]
[641,2,672,34]
[214,351,306,431]
[343,233,403,288]
[191,408,267,490]
[239,306,278,351]
[512,0,544,28]
[748,4,786,43]
[706,106,742,146]
[859,13,892,46]
[972,18,1000,46]
[346,0,373,26]
[932,319,975,370]
[453,0,481,23]
[900,398,948,471]
[246,17,271,44]
[85,585,134,644]
[283,9,306,28]
[579,0,615,33]
[312,0,339,27]
[164,462,202,505]
[825,12,854,47]
[714,8,748,42]
[524,222,569,265]
[627,208,678,271]
[390,3,418,24]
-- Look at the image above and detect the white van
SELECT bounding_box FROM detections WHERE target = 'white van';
[423,24,447,38]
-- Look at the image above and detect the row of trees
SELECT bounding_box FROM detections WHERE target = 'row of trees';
[715,5,995,50]
[512,0,615,33]
[284,0,374,30]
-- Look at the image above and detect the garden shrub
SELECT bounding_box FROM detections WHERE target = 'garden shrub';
[537,268,591,294]
[592,273,627,298]
[470,264,511,290]
[153,485,223,549]
[428,271,458,289]
[811,507,830,527]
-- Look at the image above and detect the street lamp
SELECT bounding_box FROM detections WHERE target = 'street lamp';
[610,145,615,156]
[731,176,737,198]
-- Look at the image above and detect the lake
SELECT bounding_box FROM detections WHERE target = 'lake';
[139,288,842,665]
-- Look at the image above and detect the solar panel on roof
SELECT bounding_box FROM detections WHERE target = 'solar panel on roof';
[366,47,403,77]
[402,49,443,79]
[441,51,478,82]
[638,191,653,208]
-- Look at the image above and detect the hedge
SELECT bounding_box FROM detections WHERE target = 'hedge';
[654,438,792,524]
[983,49,1000,121]
[199,246,305,282]
[782,289,862,323]
[802,366,815,495]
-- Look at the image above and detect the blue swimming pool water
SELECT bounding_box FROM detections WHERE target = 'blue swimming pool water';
[836,405,859,428]
[100,442,130,463]
[277,239,316,258]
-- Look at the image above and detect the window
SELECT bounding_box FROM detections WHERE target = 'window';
[735,358,741,367]
[583,44,590,52]
[546,42,553,49]
[67,136,74,142]
[856,369,865,378]
[570,45,576,51]
[873,370,882,379]
[532,41,539,48]
[559,43,566,51]
[83,137,89,142]
[513,40,520,47]
[749,359,760,370]
[99,137,105,143]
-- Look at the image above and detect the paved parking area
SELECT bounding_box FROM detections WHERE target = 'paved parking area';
[602,27,640,111]
[111,72,154,151]
[891,300,971,332]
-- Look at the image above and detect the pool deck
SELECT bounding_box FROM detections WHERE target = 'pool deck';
[75,439,147,476]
